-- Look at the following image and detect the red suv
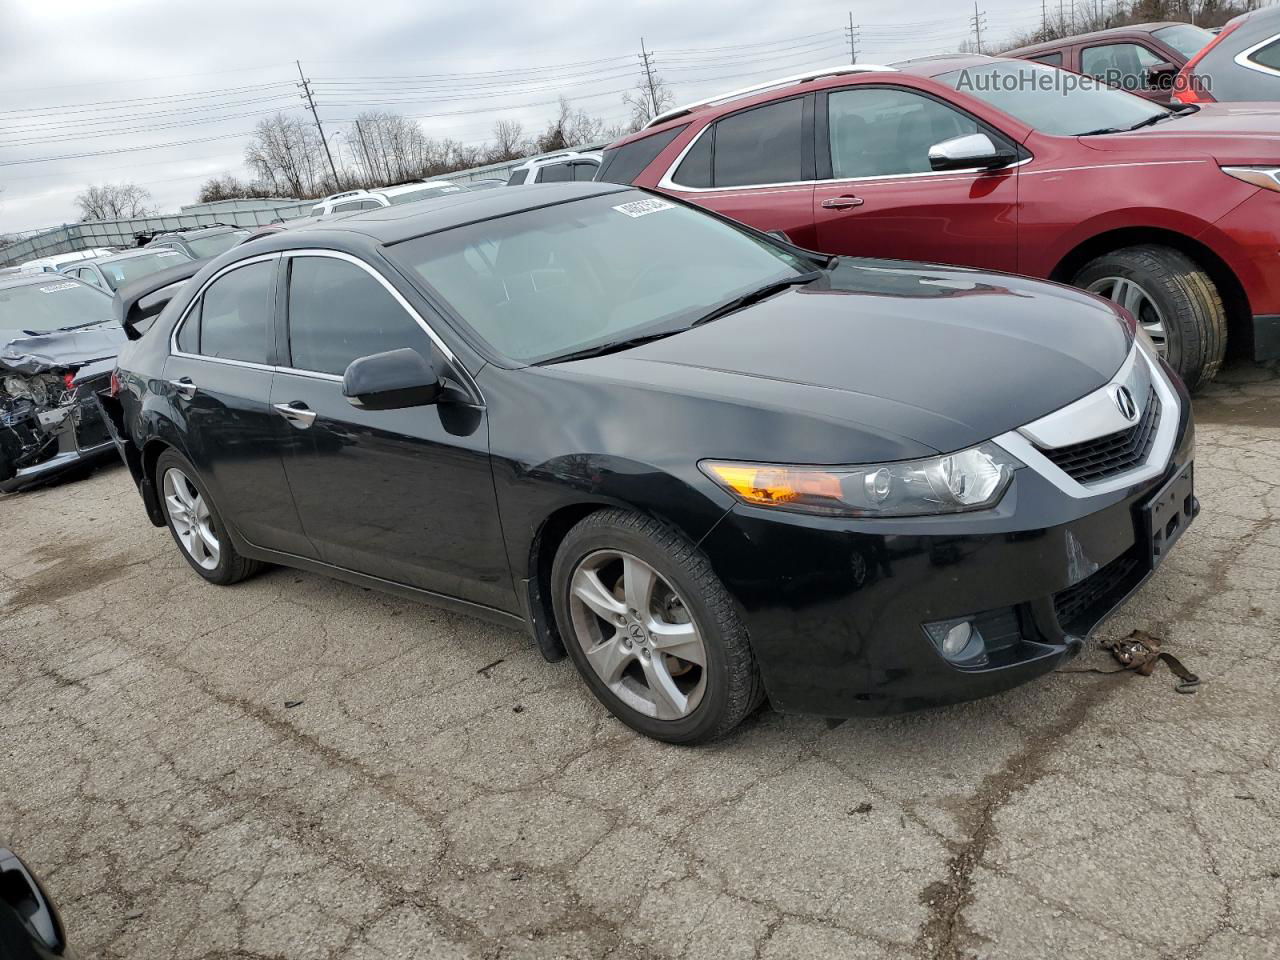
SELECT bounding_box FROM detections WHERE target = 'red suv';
[598,57,1280,389]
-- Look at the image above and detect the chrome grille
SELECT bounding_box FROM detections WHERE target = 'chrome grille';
[1038,386,1161,485]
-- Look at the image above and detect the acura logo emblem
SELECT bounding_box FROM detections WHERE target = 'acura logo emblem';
[1112,385,1138,422]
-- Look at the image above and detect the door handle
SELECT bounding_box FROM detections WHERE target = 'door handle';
[273,401,317,429]
[821,195,865,209]
[168,377,197,399]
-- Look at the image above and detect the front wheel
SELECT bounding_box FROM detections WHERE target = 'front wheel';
[551,510,764,744]
[1073,244,1227,392]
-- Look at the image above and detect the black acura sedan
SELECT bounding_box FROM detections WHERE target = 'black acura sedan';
[103,183,1196,743]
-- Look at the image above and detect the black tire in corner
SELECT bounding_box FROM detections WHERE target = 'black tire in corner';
[154,448,263,586]
[550,509,765,744]
[1072,244,1227,392]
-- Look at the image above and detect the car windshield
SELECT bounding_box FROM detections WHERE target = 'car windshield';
[389,192,811,363]
[387,185,464,205]
[939,61,1169,135]
[184,230,251,258]
[1152,23,1215,59]
[98,250,191,290]
[0,280,111,333]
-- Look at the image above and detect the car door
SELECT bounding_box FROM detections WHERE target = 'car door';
[269,250,513,610]
[163,254,315,557]
[659,95,818,247]
[812,85,1021,272]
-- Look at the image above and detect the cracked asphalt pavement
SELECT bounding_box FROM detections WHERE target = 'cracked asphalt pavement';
[2,360,1278,960]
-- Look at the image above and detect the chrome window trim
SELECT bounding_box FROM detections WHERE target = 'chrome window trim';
[658,95,1027,194]
[992,342,1181,499]
[280,248,484,403]
[1235,31,1280,78]
[169,252,281,365]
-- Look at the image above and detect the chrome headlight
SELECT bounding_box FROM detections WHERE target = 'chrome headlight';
[700,442,1021,518]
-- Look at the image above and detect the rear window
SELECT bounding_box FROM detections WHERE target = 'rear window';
[596,124,688,185]
[1152,23,1215,60]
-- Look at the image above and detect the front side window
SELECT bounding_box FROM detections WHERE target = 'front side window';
[286,257,429,377]
[828,88,981,179]
[711,98,804,187]
[187,260,274,364]
[389,191,811,364]
[940,62,1168,135]
[1081,42,1163,91]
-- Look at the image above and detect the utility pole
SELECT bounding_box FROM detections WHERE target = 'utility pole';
[296,60,339,189]
[845,12,860,63]
[1041,0,1049,34]
[639,38,660,120]
[970,2,987,53]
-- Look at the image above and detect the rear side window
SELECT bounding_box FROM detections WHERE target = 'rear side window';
[1029,51,1063,67]
[710,98,804,187]
[596,124,688,184]
[537,163,573,183]
[191,261,274,365]
[1247,37,1280,72]
[571,161,598,181]
[672,131,713,187]
[286,256,430,377]
[507,169,529,185]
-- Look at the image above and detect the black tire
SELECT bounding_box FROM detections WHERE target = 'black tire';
[155,449,263,586]
[551,509,764,744]
[1073,244,1227,392]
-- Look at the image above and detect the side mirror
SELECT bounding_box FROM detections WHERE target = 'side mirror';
[928,133,1016,172]
[1147,61,1178,88]
[342,347,443,411]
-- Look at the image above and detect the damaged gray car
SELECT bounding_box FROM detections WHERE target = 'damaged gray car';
[0,273,122,491]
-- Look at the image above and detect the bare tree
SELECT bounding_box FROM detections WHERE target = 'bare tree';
[534,97,611,153]
[245,113,330,198]
[74,183,154,221]
[623,68,675,131]
[487,119,528,163]
[196,174,270,203]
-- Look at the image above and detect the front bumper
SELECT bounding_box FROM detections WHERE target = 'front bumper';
[0,378,115,491]
[699,352,1197,718]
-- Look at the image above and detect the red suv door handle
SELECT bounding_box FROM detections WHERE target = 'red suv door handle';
[821,195,865,209]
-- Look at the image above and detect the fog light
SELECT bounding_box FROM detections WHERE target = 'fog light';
[924,617,988,665]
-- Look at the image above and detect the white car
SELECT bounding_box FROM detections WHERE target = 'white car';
[309,181,468,216]
[19,249,115,274]
[506,152,601,185]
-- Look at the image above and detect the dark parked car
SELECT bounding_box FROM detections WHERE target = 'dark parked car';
[1174,5,1280,103]
[0,848,76,959]
[1005,21,1215,101]
[145,224,252,260]
[58,247,192,292]
[103,183,1196,743]
[0,274,121,489]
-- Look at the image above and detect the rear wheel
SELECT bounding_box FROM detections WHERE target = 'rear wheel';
[551,509,764,744]
[156,449,262,585]
[1073,244,1227,392]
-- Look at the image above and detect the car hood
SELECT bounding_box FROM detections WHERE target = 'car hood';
[0,320,125,376]
[555,260,1132,456]
[1080,103,1280,163]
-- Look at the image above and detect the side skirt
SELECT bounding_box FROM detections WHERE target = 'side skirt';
[237,542,530,633]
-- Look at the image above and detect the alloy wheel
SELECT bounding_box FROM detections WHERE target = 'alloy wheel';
[162,467,221,571]
[1085,276,1168,355]
[567,549,708,721]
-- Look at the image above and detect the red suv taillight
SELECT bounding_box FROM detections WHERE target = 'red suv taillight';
[109,370,121,397]
[1173,21,1241,104]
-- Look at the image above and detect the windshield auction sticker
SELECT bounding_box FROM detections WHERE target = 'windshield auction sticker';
[612,198,676,219]
[38,282,79,293]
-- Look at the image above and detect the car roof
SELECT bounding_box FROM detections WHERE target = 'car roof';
[273,182,631,246]
[156,224,247,239]
[1003,22,1187,56]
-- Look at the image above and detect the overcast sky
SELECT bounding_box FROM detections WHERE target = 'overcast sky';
[0,0,1046,234]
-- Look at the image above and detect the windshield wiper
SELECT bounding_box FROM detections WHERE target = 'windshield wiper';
[1126,112,1170,131]
[689,271,824,328]
[536,328,688,365]
[54,319,111,332]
